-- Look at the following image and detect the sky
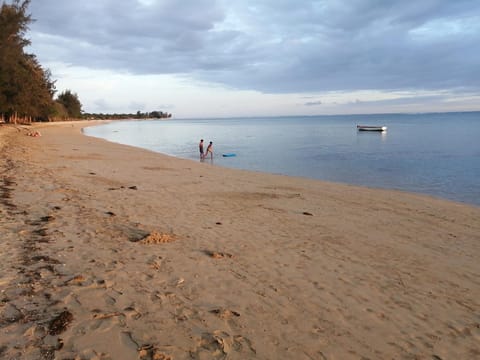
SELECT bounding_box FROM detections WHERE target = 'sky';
[25,0,480,118]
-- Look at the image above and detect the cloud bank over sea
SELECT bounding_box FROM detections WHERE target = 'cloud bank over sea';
[28,0,480,116]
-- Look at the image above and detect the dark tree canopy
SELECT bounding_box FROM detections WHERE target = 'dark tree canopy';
[56,89,82,118]
[0,0,57,122]
[0,0,165,123]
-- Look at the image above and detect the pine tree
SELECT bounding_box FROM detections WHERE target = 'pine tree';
[0,0,56,122]
[56,90,82,118]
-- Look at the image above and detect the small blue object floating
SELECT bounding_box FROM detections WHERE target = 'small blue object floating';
[222,153,236,157]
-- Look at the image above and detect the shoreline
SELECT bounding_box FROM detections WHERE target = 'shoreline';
[1,121,479,359]
[82,116,480,208]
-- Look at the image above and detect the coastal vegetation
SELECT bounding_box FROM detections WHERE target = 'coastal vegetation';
[83,110,172,120]
[0,0,57,123]
[55,90,82,119]
[0,0,171,124]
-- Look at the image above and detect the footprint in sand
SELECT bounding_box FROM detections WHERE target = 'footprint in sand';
[210,308,241,319]
[137,344,173,360]
[192,331,256,358]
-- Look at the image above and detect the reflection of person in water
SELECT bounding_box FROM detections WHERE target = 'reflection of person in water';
[205,141,213,159]
[199,139,204,159]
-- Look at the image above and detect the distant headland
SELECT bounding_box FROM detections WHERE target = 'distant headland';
[83,110,172,121]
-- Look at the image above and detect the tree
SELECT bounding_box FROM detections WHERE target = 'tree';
[0,0,56,122]
[56,90,82,118]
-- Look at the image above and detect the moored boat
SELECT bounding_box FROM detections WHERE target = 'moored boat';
[357,125,387,132]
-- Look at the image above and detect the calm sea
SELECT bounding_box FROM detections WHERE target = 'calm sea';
[83,112,480,207]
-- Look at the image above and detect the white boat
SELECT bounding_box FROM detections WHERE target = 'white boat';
[357,125,387,132]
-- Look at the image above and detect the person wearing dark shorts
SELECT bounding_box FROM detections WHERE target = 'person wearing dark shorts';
[199,139,204,159]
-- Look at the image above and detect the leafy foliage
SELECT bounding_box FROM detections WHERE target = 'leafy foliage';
[56,89,82,118]
[0,1,163,123]
[0,0,57,122]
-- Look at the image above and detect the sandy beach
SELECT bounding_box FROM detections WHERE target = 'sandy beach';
[1,121,479,360]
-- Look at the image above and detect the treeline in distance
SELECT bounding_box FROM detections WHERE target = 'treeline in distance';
[0,1,171,124]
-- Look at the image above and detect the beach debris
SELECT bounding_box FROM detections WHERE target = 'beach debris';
[40,215,55,222]
[137,231,176,244]
[214,334,231,355]
[48,310,73,335]
[138,344,153,358]
[105,211,116,216]
[216,221,222,225]
[93,311,123,320]
[30,255,60,264]
[302,211,313,216]
[206,250,234,259]
[65,274,88,286]
[107,185,138,191]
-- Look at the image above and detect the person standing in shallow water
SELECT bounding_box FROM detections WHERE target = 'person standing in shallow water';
[199,139,204,159]
[205,141,213,159]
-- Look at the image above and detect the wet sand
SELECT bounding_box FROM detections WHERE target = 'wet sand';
[1,121,479,359]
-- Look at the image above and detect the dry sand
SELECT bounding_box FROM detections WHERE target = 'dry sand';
[0,121,479,360]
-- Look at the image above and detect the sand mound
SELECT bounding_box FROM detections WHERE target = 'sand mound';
[138,231,176,244]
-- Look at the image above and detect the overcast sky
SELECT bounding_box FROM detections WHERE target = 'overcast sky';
[27,0,480,118]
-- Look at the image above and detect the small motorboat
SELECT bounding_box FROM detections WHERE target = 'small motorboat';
[357,125,387,132]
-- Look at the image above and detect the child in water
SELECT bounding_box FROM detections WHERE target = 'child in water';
[205,141,213,159]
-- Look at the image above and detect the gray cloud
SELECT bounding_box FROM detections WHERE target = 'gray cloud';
[304,100,322,106]
[28,0,480,94]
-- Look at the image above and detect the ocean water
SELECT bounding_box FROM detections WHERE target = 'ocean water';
[83,112,480,206]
